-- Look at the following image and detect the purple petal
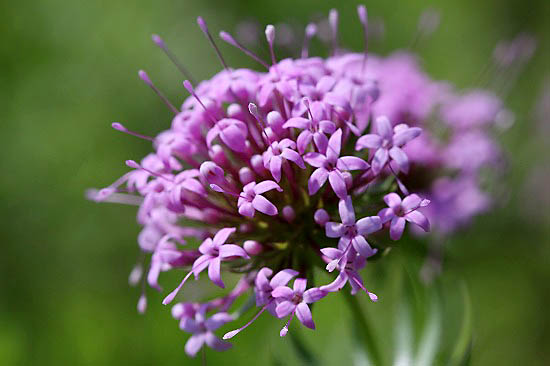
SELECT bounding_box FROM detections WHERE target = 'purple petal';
[219,244,248,259]
[269,156,282,182]
[283,117,309,129]
[392,126,422,147]
[356,216,382,235]
[297,130,313,154]
[272,286,294,299]
[390,217,406,240]
[185,334,206,357]
[319,120,336,134]
[320,272,348,292]
[208,257,224,288]
[325,222,345,238]
[308,168,329,195]
[296,302,315,329]
[270,269,299,288]
[355,134,382,150]
[205,313,233,331]
[320,247,343,260]
[329,170,347,199]
[254,180,282,194]
[238,202,255,217]
[282,148,306,169]
[375,116,393,140]
[389,146,409,173]
[372,148,389,174]
[192,254,212,275]
[316,75,336,93]
[252,195,278,216]
[313,132,328,153]
[351,235,374,258]
[205,332,232,352]
[326,129,342,162]
[303,152,326,168]
[212,227,236,246]
[220,123,248,152]
[338,196,356,225]
[384,192,402,209]
[337,156,369,171]
[402,194,422,211]
[377,208,395,223]
[255,267,273,289]
[405,211,430,232]
[303,288,327,303]
[293,278,307,294]
[205,125,220,148]
[198,238,215,255]
[180,318,201,333]
[275,300,295,318]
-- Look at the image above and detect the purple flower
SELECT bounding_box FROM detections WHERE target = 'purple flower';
[206,118,249,152]
[320,248,378,301]
[355,116,422,174]
[283,100,336,154]
[262,139,305,182]
[254,268,299,315]
[162,228,248,304]
[180,306,233,357]
[325,196,382,258]
[271,278,326,336]
[304,129,369,198]
[378,193,430,240]
[237,180,282,217]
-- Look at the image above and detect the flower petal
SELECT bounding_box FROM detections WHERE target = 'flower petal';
[338,196,356,225]
[355,134,382,150]
[351,235,374,258]
[303,288,327,303]
[269,155,282,182]
[208,257,224,288]
[325,222,345,238]
[254,180,282,194]
[313,132,328,153]
[308,168,328,195]
[393,126,422,147]
[296,302,315,329]
[375,116,393,140]
[329,170,347,199]
[337,156,369,171]
[205,332,232,352]
[281,148,306,169]
[320,247,343,260]
[297,130,313,154]
[219,244,248,259]
[402,194,422,211]
[185,334,206,357]
[372,148,389,174]
[252,195,278,216]
[377,208,395,223]
[384,192,402,209]
[212,227,236,246]
[283,117,309,129]
[268,270,298,289]
[320,272,348,292]
[390,216,406,240]
[238,202,255,217]
[293,278,307,294]
[205,313,233,331]
[389,146,409,173]
[326,129,342,162]
[405,210,430,232]
[356,216,382,235]
[303,152,326,168]
[275,301,295,318]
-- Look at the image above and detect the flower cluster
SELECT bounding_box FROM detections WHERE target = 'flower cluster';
[91,6,509,357]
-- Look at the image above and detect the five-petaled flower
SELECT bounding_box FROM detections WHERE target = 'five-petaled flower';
[237,181,283,217]
[378,193,430,240]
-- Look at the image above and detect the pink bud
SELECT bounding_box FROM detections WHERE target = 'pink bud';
[282,206,296,222]
[239,167,255,185]
[314,209,330,226]
[243,240,263,256]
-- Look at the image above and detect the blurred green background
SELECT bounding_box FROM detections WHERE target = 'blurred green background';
[1,0,549,365]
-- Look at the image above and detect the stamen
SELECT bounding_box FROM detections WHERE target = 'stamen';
[151,34,195,83]
[265,25,277,66]
[219,31,270,69]
[125,160,174,182]
[223,303,270,339]
[138,70,179,114]
[357,5,368,73]
[182,80,218,124]
[197,17,229,70]
[280,312,295,337]
[112,122,154,141]
[329,9,339,56]
[301,23,317,59]
[162,270,194,305]
[350,275,378,302]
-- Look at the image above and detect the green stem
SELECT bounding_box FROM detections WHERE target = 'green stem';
[343,291,383,366]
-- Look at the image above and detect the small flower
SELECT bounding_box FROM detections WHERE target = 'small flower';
[304,129,369,198]
[355,116,422,174]
[262,139,305,182]
[180,306,233,357]
[325,196,382,259]
[237,180,283,217]
[272,278,326,335]
[378,193,430,240]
